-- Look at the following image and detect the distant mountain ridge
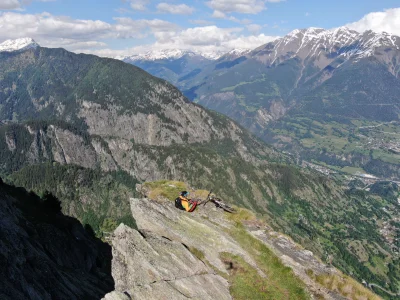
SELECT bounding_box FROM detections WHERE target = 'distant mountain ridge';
[119,48,259,87]
[119,48,227,61]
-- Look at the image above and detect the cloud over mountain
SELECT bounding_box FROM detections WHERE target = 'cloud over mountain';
[346,8,400,36]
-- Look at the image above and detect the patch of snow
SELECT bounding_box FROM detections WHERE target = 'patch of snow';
[0,38,39,52]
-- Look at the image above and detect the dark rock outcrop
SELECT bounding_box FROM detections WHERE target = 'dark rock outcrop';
[0,181,114,300]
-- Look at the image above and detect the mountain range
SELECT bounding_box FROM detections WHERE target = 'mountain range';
[119,48,253,88]
[0,37,399,298]
[123,27,400,180]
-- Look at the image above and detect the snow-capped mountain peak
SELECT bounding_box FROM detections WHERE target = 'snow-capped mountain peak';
[255,27,400,64]
[0,38,39,52]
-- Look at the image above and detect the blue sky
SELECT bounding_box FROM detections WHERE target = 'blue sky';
[1,0,400,57]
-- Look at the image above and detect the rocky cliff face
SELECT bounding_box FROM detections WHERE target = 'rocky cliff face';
[0,121,280,209]
[0,181,114,300]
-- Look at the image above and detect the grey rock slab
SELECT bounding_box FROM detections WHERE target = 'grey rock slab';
[129,281,187,300]
[130,198,263,277]
[109,224,231,299]
[169,274,231,300]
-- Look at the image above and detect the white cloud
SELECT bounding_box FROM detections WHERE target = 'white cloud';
[159,26,243,46]
[0,0,57,10]
[212,9,252,24]
[346,8,400,36]
[81,25,279,58]
[0,0,21,10]
[0,11,278,58]
[0,12,178,50]
[128,26,277,55]
[113,17,179,37]
[207,0,267,14]
[0,12,112,40]
[246,24,262,33]
[157,3,194,15]
[190,19,214,25]
[212,10,226,18]
[45,39,107,51]
[129,0,149,11]
[207,0,284,15]
[222,33,278,49]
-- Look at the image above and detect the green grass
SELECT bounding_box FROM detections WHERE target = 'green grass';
[220,252,298,300]
[238,98,258,112]
[313,273,381,300]
[144,180,188,201]
[220,78,267,92]
[341,166,366,175]
[143,180,211,201]
[372,150,400,164]
[224,223,310,300]
[366,256,390,279]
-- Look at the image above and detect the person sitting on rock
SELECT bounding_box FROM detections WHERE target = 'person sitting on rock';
[177,191,199,212]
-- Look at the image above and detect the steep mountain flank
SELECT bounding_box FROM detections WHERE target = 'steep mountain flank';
[0,46,229,145]
[0,120,279,212]
[0,180,114,300]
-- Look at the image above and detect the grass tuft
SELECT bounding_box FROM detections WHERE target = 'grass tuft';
[227,207,257,224]
[220,251,309,300]
[314,273,381,300]
[143,180,211,202]
[144,180,187,201]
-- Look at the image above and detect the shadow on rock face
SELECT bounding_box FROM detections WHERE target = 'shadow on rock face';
[0,179,115,300]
